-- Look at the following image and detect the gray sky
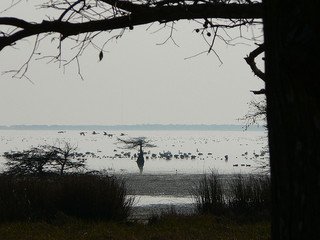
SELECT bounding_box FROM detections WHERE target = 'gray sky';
[0,1,265,126]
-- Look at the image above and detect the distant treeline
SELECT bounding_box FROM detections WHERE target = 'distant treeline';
[0,124,264,131]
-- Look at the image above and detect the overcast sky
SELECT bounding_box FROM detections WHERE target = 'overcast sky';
[0,1,265,126]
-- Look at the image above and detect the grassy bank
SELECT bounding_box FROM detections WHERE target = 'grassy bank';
[0,215,270,240]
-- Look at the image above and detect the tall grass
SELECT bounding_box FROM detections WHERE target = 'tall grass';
[193,172,270,220]
[193,173,225,215]
[228,174,271,215]
[0,174,134,222]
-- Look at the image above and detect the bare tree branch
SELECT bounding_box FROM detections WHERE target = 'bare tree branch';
[240,95,267,130]
[0,3,262,51]
[251,88,265,95]
[57,0,84,21]
[0,0,24,14]
[244,43,265,81]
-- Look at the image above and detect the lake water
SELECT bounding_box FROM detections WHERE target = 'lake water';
[0,129,268,218]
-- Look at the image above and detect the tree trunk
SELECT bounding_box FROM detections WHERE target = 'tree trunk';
[137,146,144,174]
[263,0,320,239]
[60,162,65,176]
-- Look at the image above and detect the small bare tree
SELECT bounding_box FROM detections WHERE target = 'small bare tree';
[117,137,155,174]
[44,141,86,175]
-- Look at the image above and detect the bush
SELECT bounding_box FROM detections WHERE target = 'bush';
[3,143,86,176]
[0,174,134,222]
[193,172,270,220]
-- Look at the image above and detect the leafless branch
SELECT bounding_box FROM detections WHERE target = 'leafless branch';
[240,95,266,129]
[244,43,265,81]
[0,3,263,51]
[184,50,207,60]
[0,0,24,14]
[0,0,263,78]
[156,22,179,47]
[2,34,40,82]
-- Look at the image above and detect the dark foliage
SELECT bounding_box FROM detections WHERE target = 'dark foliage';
[0,174,134,222]
[3,147,55,176]
[193,173,225,216]
[3,143,86,176]
[193,172,270,220]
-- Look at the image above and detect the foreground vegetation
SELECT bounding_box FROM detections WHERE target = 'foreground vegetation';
[0,174,133,222]
[0,171,270,239]
[0,215,270,240]
[193,172,271,221]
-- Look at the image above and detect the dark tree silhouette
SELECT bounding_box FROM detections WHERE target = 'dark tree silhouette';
[3,146,56,175]
[44,142,86,175]
[136,148,145,175]
[1,0,320,238]
[264,1,320,239]
[3,143,86,175]
[118,137,155,174]
[0,0,263,78]
[0,1,262,51]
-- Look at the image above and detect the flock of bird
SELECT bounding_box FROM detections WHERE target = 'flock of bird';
[60,130,267,169]
[0,130,267,172]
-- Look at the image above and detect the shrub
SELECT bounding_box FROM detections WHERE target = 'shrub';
[0,174,134,222]
[3,143,86,176]
[192,172,270,220]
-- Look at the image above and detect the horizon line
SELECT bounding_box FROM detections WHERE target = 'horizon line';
[0,124,265,131]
